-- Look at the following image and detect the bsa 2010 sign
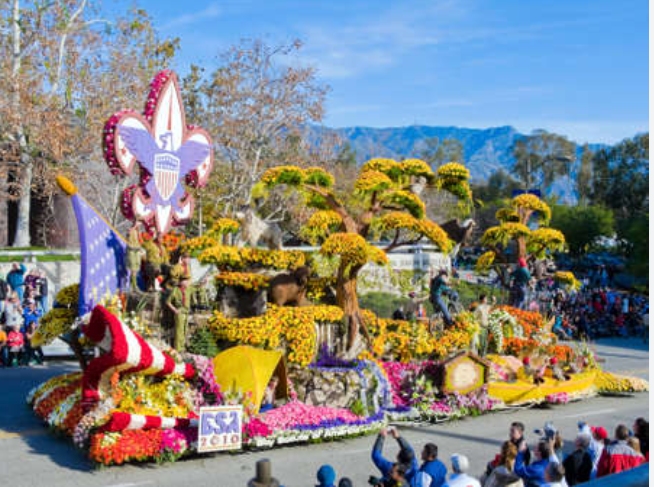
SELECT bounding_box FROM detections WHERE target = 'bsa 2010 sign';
[198,405,243,453]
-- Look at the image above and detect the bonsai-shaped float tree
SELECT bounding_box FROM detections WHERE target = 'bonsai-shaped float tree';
[476,193,567,283]
[257,159,473,355]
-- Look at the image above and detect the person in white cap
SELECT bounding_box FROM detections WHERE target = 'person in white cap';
[443,454,480,487]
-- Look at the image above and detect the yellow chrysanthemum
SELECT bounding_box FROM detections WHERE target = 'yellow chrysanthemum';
[475,251,496,273]
[354,170,393,192]
[361,158,401,178]
[437,162,470,181]
[512,193,552,223]
[482,223,531,248]
[301,210,344,244]
[260,165,305,187]
[380,190,426,219]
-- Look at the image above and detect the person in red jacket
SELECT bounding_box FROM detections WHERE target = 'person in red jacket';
[596,424,645,477]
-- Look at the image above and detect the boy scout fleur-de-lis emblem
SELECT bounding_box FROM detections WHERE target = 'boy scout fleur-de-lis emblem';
[103,70,214,236]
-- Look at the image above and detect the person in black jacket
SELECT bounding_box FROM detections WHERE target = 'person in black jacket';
[562,434,593,485]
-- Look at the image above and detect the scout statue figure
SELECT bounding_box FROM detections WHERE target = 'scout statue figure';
[126,224,143,291]
[165,277,191,352]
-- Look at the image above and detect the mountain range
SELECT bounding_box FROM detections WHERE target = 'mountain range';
[314,124,609,202]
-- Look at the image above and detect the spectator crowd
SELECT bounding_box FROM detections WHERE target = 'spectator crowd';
[0,264,48,367]
[247,417,648,487]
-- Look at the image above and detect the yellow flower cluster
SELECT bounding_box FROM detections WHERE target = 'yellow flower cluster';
[361,310,475,362]
[482,223,531,247]
[361,158,401,178]
[215,272,271,291]
[527,228,566,258]
[301,210,344,244]
[354,170,393,192]
[55,284,80,307]
[306,276,338,302]
[208,305,343,366]
[260,165,305,187]
[380,190,426,219]
[437,180,473,201]
[113,375,195,418]
[594,370,649,393]
[399,158,434,179]
[375,212,451,252]
[182,235,220,253]
[32,284,80,347]
[320,233,388,267]
[512,194,552,223]
[199,245,244,268]
[437,162,470,181]
[32,307,78,347]
[415,220,453,252]
[304,167,335,187]
[554,271,581,290]
[475,251,496,273]
[495,208,519,223]
[199,245,306,270]
[210,218,241,235]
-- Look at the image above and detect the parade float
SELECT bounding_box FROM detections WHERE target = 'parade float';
[27,71,648,466]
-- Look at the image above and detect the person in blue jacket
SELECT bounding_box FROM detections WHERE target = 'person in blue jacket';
[419,443,448,487]
[514,440,552,487]
[6,262,26,302]
[371,427,419,485]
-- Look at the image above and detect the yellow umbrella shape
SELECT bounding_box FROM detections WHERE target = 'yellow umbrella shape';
[212,345,287,414]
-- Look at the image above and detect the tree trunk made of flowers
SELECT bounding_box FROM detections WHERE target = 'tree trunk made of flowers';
[335,267,371,355]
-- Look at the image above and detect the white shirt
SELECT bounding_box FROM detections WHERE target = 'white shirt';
[444,473,482,487]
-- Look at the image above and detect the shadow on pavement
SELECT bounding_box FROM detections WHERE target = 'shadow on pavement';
[0,360,93,472]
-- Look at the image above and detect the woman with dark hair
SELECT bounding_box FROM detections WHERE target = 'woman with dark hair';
[633,417,649,460]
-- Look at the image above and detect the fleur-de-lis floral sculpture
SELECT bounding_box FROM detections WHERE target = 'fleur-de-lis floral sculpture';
[103,70,214,237]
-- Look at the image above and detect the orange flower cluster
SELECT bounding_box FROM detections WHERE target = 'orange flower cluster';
[89,429,163,465]
[497,306,545,337]
[160,232,186,253]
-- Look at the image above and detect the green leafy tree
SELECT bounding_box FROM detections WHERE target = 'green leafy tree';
[257,159,472,355]
[512,130,576,194]
[551,204,614,257]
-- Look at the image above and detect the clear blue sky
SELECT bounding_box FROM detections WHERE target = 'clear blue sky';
[114,0,648,145]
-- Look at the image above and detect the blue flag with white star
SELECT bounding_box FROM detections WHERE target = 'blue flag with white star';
[70,192,127,316]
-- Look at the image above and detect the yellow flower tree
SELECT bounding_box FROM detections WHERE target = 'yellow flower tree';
[257,159,472,355]
[477,194,567,280]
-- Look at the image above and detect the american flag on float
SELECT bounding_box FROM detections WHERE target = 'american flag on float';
[57,176,127,316]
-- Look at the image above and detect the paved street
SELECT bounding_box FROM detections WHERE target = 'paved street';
[0,336,648,487]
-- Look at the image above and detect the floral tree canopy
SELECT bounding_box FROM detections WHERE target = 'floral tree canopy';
[103,70,214,237]
[477,193,568,275]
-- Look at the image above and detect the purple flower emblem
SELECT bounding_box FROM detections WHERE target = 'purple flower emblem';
[103,70,214,236]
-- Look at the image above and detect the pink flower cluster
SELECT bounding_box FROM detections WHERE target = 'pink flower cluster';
[144,70,172,122]
[102,109,138,176]
[243,418,273,439]
[545,392,570,404]
[160,429,188,454]
[258,400,362,430]
[381,361,422,407]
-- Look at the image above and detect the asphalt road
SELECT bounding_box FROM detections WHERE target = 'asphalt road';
[0,336,648,487]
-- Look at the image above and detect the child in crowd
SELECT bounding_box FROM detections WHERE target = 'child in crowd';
[7,324,24,367]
